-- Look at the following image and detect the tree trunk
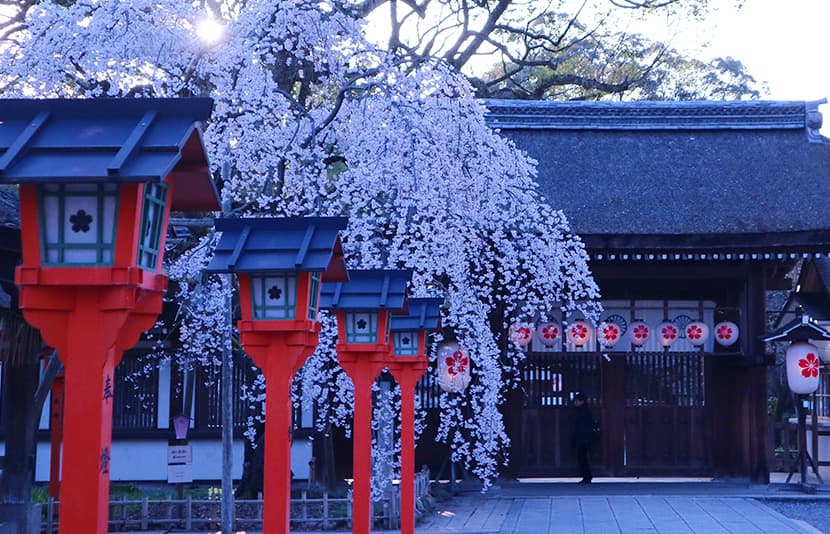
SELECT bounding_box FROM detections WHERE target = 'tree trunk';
[235,430,264,499]
[1,360,39,503]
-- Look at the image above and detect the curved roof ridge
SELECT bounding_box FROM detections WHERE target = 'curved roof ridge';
[484,98,824,133]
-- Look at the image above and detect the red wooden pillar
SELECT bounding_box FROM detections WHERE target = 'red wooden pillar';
[338,353,386,534]
[17,285,165,534]
[239,327,320,534]
[388,360,428,534]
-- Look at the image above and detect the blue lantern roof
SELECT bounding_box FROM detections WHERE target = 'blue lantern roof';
[0,98,219,211]
[390,297,443,331]
[320,269,411,312]
[206,217,348,282]
[763,315,830,343]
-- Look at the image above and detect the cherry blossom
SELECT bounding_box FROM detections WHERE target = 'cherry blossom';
[0,0,599,488]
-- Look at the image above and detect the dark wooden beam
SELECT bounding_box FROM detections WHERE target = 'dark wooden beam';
[583,229,830,252]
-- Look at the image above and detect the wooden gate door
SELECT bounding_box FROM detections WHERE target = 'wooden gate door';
[517,351,712,477]
[622,351,711,475]
[519,352,603,476]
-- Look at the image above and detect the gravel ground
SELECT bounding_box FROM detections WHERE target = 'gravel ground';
[761,499,830,533]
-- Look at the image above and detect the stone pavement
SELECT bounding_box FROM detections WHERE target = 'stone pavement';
[415,494,818,533]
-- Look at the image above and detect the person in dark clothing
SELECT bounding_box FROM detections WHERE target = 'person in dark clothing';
[572,392,596,484]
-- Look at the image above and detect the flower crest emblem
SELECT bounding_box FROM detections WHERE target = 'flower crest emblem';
[570,323,588,340]
[633,324,649,340]
[69,209,93,233]
[541,325,559,340]
[661,324,678,341]
[717,325,733,340]
[602,324,619,341]
[446,350,469,376]
[686,324,703,340]
[799,352,820,378]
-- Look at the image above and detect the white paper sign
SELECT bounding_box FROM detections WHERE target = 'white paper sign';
[167,444,192,464]
[167,463,193,484]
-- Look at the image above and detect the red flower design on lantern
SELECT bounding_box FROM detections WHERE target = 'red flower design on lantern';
[517,327,531,339]
[633,324,649,340]
[571,323,588,340]
[542,325,559,340]
[717,324,733,340]
[446,350,469,376]
[602,324,619,341]
[799,352,820,378]
[687,324,703,340]
[661,324,678,341]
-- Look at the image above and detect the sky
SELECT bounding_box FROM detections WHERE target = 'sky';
[365,0,830,134]
[631,0,830,133]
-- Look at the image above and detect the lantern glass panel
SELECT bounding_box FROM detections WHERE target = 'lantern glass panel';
[39,183,119,266]
[345,311,378,343]
[307,272,321,321]
[393,330,420,356]
[137,182,168,271]
[250,273,298,320]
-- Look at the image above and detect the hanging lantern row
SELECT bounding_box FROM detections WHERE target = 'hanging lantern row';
[508,320,740,348]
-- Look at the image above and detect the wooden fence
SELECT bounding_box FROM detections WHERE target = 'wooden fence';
[40,468,431,532]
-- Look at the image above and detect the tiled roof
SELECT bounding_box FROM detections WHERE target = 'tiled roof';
[485,99,830,240]
[390,297,443,331]
[206,217,348,281]
[0,98,219,211]
[320,269,411,311]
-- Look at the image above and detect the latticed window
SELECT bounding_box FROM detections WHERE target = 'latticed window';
[38,184,119,266]
[521,352,601,408]
[250,274,298,320]
[625,352,705,407]
[307,272,320,320]
[137,182,168,271]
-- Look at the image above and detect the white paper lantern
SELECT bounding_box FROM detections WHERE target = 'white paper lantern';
[656,321,679,347]
[536,322,561,347]
[714,321,739,347]
[437,342,471,393]
[597,321,622,348]
[508,322,533,347]
[628,321,650,346]
[786,342,821,394]
[685,321,709,346]
[566,321,591,346]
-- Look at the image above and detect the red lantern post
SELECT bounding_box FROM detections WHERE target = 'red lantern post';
[388,298,442,534]
[0,98,218,534]
[320,270,411,534]
[206,217,348,534]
